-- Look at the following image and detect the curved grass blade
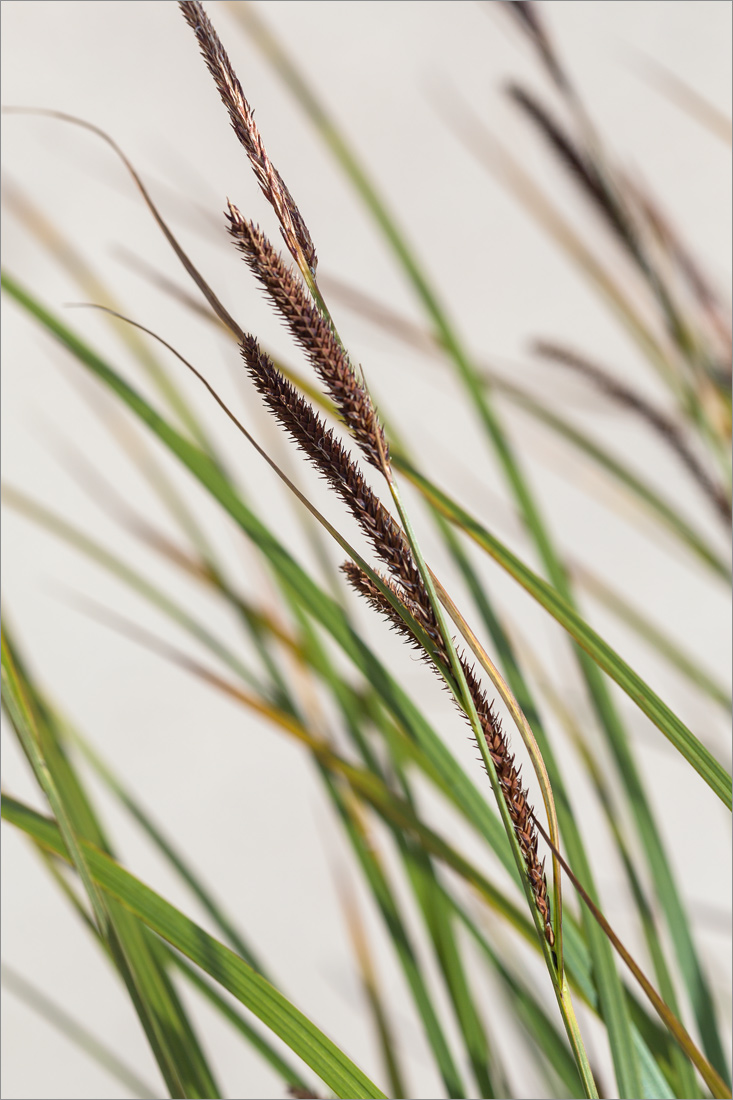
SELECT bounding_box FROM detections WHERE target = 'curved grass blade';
[311,274,731,582]
[394,454,732,807]
[571,561,732,711]
[3,177,216,455]
[2,795,387,1100]
[2,632,222,1099]
[531,815,731,1100]
[167,955,317,1096]
[2,108,244,342]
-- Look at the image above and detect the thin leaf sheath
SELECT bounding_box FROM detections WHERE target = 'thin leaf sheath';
[342,562,555,948]
[227,206,389,469]
[178,0,317,275]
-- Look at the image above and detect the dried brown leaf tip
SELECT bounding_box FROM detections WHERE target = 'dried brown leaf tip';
[508,85,635,258]
[178,0,317,277]
[500,0,568,93]
[342,561,554,947]
[535,340,732,521]
[227,203,389,469]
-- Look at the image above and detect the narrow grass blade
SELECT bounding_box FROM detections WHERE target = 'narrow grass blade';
[394,455,732,807]
[2,633,222,1099]
[167,954,317,1096]
[2,795,387,1100]
[572,562,732,711]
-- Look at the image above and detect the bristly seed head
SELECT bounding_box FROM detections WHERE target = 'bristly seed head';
[179,1,317,277]
[342,561,554,947]
[238,335,419,595]
[226,204,389,471]
[236,328,554,948]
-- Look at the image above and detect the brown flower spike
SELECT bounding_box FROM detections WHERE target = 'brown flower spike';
[180,0,553,949]
[179,0,317,277]
[342,562,554,947]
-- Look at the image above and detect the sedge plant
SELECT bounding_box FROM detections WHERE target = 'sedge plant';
[3,2,731,1098]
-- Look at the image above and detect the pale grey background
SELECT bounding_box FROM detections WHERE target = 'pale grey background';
[2,3,731,1098]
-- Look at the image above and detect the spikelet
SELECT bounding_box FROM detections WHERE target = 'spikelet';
[179,0,317,276]
[238,335,422,599]
[342,561,554,946]
[227,205,388,470]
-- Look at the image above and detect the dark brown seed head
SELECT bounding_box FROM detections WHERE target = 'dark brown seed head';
[341,561,554,946]
[227,204,388,470]
[239,336,418,595]
[179,1,317,275]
